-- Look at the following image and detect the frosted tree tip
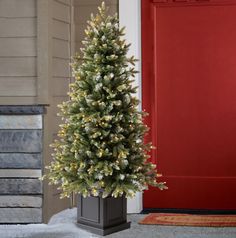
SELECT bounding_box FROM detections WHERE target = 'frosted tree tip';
[157,182,168,190]
[98,1,107,14]
[39,175,45,181]
[101,1,106,9]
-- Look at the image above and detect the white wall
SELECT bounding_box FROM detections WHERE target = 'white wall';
[119,0,143,214]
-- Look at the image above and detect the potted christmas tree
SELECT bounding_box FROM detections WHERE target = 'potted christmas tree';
[45,2,166,236]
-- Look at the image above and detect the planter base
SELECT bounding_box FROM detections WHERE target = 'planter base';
[77,221,131,236]
[77,195,130,236]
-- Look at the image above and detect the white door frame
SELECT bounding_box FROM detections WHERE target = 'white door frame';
[119,0,143,214]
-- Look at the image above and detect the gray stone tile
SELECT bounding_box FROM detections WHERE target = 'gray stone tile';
[0,153,42,169]
[0,178,42,194]
[0,130,42,152]
[0,115,42,129]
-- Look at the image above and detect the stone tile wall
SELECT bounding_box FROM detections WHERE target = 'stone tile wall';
[0,106,44,223]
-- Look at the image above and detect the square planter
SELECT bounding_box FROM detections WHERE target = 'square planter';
[77,194,131,236]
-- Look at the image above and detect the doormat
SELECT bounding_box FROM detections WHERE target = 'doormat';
[139,213,236,227]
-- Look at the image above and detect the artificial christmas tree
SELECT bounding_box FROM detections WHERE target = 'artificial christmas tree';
[44,2,166,236]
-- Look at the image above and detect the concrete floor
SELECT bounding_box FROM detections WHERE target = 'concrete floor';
[0,209,236,238]
[105,214,236,238]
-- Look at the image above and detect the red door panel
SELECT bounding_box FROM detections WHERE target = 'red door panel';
[142,0,236,210]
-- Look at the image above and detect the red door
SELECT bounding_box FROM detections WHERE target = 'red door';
[142,0,236,210]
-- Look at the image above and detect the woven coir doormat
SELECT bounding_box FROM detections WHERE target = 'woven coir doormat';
[139,213,236,227]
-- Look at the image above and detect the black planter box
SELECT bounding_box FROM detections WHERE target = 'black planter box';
[77,194,131,236]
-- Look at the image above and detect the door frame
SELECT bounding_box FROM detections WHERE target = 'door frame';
[119,0,143,213]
